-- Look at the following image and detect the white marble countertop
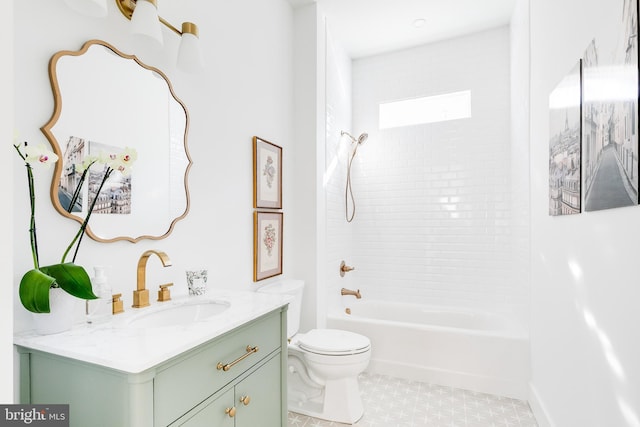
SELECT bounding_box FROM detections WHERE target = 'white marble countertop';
[14,290,291,374]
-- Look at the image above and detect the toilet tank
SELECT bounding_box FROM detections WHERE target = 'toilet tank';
[257,279,304,339]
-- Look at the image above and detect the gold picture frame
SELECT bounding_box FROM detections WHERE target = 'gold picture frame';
[253,211,283,281]
[253,136,282,209]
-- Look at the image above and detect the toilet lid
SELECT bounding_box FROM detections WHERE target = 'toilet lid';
[297,329,370,355]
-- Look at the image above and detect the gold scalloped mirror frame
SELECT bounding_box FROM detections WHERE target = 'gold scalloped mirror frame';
[41,39,192,243]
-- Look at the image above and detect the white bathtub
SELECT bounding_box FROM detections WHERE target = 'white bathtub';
[326,300,529,399]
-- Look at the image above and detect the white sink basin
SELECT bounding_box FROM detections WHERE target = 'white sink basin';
[122,299,230,328]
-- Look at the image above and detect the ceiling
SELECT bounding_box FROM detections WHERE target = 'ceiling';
[289,0,516,59]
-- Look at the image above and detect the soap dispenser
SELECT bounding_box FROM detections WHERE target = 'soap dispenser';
[87,266,113,324]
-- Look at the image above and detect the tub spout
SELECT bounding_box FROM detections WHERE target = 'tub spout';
[341,288,361,299]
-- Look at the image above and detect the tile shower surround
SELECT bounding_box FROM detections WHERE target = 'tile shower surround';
[325,26,527,320]
[287,373,538,427]
[320,29,532,425]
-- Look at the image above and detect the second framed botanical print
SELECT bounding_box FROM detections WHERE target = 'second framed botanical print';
[253,211,283,281]
[253,136,282,209]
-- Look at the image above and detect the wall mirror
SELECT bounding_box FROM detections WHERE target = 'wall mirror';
[42,39,192,243]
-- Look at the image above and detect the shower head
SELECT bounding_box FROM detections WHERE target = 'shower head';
[340,130,369,145]
[341,130,368,223]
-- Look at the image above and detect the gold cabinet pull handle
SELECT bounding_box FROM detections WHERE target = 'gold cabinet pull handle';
[240,395,251,406]
[217,346,259,371]
[225,407,236,418]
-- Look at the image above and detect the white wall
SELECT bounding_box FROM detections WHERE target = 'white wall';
[292,3,326,332]
[528,0,640,425]
[346,27,526,320]
[324,29,354,316]
[510,0,530,331]
[13,0,296,388]
[1,0,14,404]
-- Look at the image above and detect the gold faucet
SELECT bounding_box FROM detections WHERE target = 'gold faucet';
[340,260,355,277]
[133,250,172,308]
[341,288,361,299]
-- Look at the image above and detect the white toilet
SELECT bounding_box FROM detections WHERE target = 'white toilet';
[258,280,371,424]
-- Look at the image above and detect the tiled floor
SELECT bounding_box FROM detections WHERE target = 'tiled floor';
[287,373,538,427]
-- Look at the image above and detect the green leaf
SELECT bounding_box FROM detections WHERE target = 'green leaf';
[40,263,98,301]
[19,269,55,313]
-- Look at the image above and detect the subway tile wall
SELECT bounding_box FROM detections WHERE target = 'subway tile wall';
[326,26,528,321]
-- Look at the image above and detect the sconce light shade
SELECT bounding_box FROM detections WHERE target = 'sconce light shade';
[177,22,204,72]
[64,0,108,17]
[130,0,163,50]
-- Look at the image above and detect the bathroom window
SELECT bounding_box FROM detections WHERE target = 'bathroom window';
[379,90,472,129]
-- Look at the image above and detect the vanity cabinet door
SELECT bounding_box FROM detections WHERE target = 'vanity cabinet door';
[234,354,283,427]
[177,388,235,427]
[154,311,281,426]
[174,354,282,427]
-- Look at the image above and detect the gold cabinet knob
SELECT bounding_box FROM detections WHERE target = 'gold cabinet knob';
[225,407,236,418]
[240,395,251,406]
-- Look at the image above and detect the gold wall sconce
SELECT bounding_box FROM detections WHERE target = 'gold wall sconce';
[64,0,204,73]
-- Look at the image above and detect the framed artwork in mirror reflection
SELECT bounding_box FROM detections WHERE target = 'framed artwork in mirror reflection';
[548,60,582,216]
[254,211,283,281]
[253,136,282,209]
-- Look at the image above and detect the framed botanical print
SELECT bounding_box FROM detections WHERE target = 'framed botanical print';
[253,136,282,209]
[253,211,283,281]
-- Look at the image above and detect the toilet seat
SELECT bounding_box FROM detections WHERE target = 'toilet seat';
[296,329,370,356]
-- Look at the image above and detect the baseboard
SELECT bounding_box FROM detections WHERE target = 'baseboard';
[528,382,554,427]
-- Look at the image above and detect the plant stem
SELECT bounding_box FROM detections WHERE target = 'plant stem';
[66,161,96,213]
[26,164,40,269]
[15,144,40,270]
[62,167,113,263]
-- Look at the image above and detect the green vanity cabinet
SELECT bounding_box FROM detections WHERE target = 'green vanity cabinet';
[17,307,288,427]
[177,354,282,426]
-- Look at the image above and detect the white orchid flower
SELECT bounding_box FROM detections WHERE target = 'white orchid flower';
[24,143,59,168]
[75,155,99,173]
[107,147,138,176]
